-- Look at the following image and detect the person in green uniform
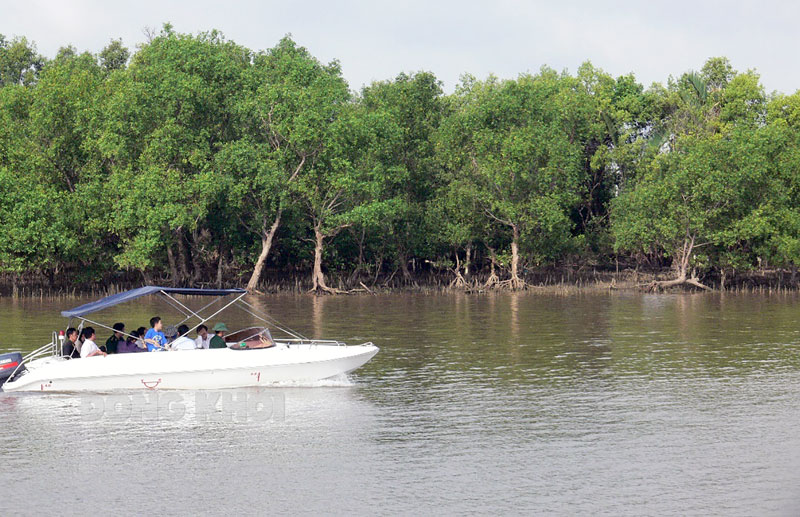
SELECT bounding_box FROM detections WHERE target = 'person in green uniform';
[104,322,125,354]
[209,323,229,349]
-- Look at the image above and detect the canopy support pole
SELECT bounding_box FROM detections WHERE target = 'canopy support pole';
[158,293,193,319]
[236,299,307,340]
[160,291,202,321]
[179,292,249,337]
[174,297,224,326]
[78,317,139,341]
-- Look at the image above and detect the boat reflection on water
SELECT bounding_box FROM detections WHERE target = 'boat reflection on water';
[0,379,382,514]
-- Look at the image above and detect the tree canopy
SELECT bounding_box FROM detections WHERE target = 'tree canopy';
[1,28,798,292]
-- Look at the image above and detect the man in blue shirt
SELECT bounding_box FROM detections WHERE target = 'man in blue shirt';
[144,316,168,352]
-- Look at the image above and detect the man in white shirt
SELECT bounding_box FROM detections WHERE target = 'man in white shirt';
[195,324,211,349]
[171,325,198,351]
[79,327,107,358]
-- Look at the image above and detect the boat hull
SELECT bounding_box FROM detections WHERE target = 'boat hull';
[1,344,378,392]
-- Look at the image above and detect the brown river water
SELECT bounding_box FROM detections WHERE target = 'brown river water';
[1,291,800,515]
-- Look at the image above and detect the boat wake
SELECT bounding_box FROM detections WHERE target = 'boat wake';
[266,374,356,388]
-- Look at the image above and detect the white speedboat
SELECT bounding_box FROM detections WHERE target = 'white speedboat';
[0,287,378,392]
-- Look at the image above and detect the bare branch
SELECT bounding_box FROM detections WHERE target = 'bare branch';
[483,208,514,228]
[288,154,306,183]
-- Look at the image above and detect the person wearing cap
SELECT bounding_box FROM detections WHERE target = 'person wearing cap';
[104,322,125,354]
[163,325,179,345]
[170,325,197,351]
[209,323,229,349]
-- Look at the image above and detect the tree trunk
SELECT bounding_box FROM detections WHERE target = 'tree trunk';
[373,254,383,285]
[399,250,412,283]
[356,226,365,275]
[175,229,190,284]
[310,224,336,294]
[464,244,472,280]
[166,245,179,286]
[216,244,225,289]
[449,250,467,289]
[510,225,524,290]
[190,229,202,284]
[650,235,711,291]
[484,245,500,289]
[246,210,282,293]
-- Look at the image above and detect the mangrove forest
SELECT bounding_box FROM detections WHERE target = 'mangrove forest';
[1,25,800,293]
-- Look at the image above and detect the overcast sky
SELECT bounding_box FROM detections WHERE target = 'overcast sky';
[4,0,799,94]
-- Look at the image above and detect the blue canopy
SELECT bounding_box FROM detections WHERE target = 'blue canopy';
[61,286,247,318]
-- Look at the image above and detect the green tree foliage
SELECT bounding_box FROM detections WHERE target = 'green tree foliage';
[294,103,375,293]
[0,49,104,276]
[611,59,775,289]
[218,37,350,291]
[358,72,446,281]
[0,32,798,292]
[99,39,129,73]
[99,27,250,280]
[0,35,44,86]
[30,50,103,194]
[756,92,800,270]
[572,64,662,257]
[0,167,71,274]
[438,70,586,288]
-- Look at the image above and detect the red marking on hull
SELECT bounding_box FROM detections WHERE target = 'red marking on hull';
[141,378,162,389]
[1,361,18,370]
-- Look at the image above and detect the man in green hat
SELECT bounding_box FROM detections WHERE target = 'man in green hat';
[209,323,229,349]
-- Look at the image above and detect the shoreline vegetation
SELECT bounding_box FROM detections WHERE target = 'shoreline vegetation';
[3,267,800,298]
[2,25,800,296]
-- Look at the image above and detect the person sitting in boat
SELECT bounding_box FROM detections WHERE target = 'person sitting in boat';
[118,330,144,353]
[80,327,107,358]
[104,322,125,354]
[195,324,211,349]
[163,325,178,345]
[171,325,197,350]
[144,317,168,351]
[117,331,135,353]
[209,323,229,349]
[62,327,81,359]
[136,326,147,349]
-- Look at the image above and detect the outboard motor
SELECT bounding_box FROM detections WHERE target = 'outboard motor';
[0,352,24,386]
